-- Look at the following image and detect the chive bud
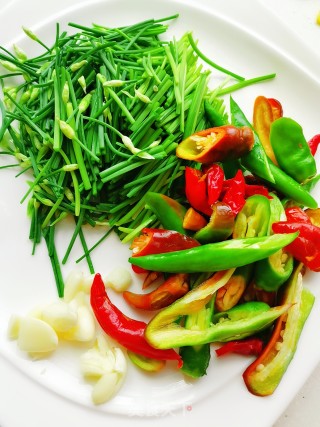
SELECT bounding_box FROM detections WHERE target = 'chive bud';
[20,90,31,104]
[22,27,39,41]
[64,188,74,203]
[78,93,92,114]
[134,88,151,103]
[13,44,28,62]
[58,120,75,140]
[62,82,70,104]
[121,135,154,159]
[30,87,39,102]
[62,164,79,172]
[78,76,87,93]
[70,60,88,72]
[0,60,19,72]
[103,80,125,87]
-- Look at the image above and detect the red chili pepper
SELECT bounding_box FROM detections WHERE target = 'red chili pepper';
[90,273,183,366]
[244,184,272,199]
[185,166,212,216]
[123,273,189,310]
[267,98,283,120]
[206,164,224,205]
[130,228,200,273]
[285,206,312,224]
[307,134,320,156]
[215,338,264,357]
[222,169,246,215]
[272,221,320,271]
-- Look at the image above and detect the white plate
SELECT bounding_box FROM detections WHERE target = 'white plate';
[1,1,320,426]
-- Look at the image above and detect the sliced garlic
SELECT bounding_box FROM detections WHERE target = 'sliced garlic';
[17,317,58,353]
[64,270,85,302]
[41,300,78,332]
[61,304,95,342]
[105,267,132,292]
[91,372,120,405]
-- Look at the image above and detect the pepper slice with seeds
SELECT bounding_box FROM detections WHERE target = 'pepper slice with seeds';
[242,264,315,396]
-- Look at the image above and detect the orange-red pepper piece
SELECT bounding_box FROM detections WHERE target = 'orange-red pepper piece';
[253,96,283,165]
[176,125,254,164]
[183,207,207,231]
[123,273,189,310]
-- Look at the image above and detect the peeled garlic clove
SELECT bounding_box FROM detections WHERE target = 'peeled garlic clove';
[7,315,21,340]
[64,270,84,302]
[105,267,132,292]
[41,300,78,332]
[80,347,115,378]
[17,317,58,353]
[113,348,127,375]
[91,372,120,405]
[62,304,95,342]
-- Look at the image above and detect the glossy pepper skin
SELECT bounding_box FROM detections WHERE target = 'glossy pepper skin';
[176,125,254,164]
[243,265,315,396]
[144,270,290,350]
[90,273,183,366]
[233,194,271,239]
[129,233,298,274]
[222,169,246,215]
[194,201,234,243]
[270,117,317,183]
[215,338,264,357]
[185,166,212,216]
[252,95,283,165]
[145,192,187,235]
[130,228,200,273]
[123,273,189,310]
[230,97,318,208]
[230,96,274,183]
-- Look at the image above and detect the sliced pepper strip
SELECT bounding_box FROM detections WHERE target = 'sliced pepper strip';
[130,228,200,273]
[215,338,264,357]
[206,164,225,205]
[144,270,289,349]
[243,265,315,396]
[129,233,299,274]
[90,273,182,366]
[222,169,246,215]
[176,125,254,164]
[123,273,189,311]
[185,166,212,216]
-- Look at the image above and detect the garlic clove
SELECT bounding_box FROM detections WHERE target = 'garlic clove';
[17,317,58,353]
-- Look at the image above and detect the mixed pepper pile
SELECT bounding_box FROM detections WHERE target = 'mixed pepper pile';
[90,94,320,396]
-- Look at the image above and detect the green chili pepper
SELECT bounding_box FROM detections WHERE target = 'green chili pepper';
[194,201,234,243]
[145,270,289,349]
[254,193,293,292]
[233,194,271,239]
[243,264,315,396]
[267,161,318,208]
[230,97,318,209]
[270,117,317,183]
[230,96,274,183]
[253,250,294,292]
[179,272,214,378]
[144,192,187,235]
[204,99,229,126]
[130,232,298,273]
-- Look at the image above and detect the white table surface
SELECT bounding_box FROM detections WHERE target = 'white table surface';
[1,1,320,426]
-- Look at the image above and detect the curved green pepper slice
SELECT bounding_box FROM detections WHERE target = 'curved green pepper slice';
[129,233,298,273]
[194,201,234,243]
[243,264,315,396]
[253,250,294,292]
[145,270,290,349]
[270,117,317,183]
[145,192,187,235]
[233,194,271,239]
